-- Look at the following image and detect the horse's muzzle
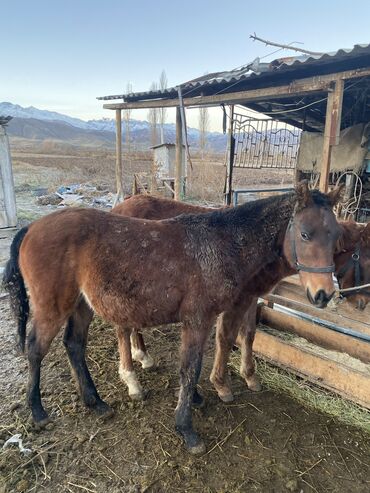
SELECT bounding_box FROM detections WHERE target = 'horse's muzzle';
[307,288,334,308]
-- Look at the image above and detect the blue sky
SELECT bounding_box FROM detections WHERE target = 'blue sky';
[2,0,370,130]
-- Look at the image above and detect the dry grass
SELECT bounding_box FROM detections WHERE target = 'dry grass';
[229,352,370,434]
[10,140,295,204]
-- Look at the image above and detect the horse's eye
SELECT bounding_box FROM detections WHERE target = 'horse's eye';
[301,232,310,241]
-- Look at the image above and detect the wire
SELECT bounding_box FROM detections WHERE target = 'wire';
[335,171,363,219]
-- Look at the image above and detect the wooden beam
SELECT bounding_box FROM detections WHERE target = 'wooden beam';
[224,105,235,205]
[273,278,370,329]
[319,78,344,192]
[260,305,370,363]
[253,329,370,409]
[102,67,370,111]
[175,107,183,201]
[0,124,17,227]
[115,109,123,202]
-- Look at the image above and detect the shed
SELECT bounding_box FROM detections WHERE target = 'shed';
[151,143,186,197]
[0,117,17,228]
[151,143,186,179]
[98,43,370,204]
[98,43,370,409]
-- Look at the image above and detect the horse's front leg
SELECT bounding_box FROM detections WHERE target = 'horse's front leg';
[237,298,262,392]
[210,298,252,402]
[117,326,144,400]
[175,321,212,455]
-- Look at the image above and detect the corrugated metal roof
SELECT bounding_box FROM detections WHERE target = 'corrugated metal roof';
[97,43,370,101]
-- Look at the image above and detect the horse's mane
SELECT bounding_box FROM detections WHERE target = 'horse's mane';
[336,221,363,252]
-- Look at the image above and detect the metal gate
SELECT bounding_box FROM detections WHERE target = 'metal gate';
[232,113,301,169]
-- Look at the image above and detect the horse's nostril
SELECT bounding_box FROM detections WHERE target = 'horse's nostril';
[312,289,333,307]
[314,290,326,303]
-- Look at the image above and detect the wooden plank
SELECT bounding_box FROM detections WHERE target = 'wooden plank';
[0,125,17,227]
[254,329,370,409]
[265,290,370,337]
[115,109,123,201]
[175,107,183,201]
[102,68,370,111]
[273,279,370,328]
[260,306,370,363]
[329,78,344,146]
[319,78,344,192]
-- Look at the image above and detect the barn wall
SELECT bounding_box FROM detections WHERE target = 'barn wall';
[297,123,370,173]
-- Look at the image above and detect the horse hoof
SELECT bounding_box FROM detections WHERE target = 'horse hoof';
[34,416,51,429]
[248,381,262,392]
[129,390,145,401]
[192,392,205,409]
[218,392,234,403]
[246,376,262,392]
[188,441,206,455]
[93,402,114,419]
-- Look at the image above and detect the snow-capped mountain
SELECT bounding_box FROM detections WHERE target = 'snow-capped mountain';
[0,102,227,151]
[0,102,93,130]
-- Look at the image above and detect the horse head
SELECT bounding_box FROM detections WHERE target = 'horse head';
[283,181,343,308]
[335,222,370,310]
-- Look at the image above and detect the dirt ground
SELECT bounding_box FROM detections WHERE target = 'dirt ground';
[1,302,370,493]
[1,143,370,492]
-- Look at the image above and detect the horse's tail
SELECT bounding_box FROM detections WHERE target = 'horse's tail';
[2,226,30,353]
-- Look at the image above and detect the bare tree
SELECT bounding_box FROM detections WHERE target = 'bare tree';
[148,82,159,147]
[123,82,133,152]
[199,106,209,160]
[159,70,167,144]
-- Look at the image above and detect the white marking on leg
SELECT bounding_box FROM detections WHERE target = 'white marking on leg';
[130,335,155,369]
[118,366,143,398]
[140,353,154,369]
[131,346,155,369]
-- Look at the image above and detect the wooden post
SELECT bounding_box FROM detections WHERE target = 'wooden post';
[115,109,123,203]
[225,105,235,205]
[175,107,183,201]
[0,123,17,227]
[319,78,344,192]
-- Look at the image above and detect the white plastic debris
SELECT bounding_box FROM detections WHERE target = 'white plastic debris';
[3,434,32,455]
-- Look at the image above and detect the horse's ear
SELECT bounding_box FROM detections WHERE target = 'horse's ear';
[295,180,312,208]
[327,183,345,206]
[363,222,370,233]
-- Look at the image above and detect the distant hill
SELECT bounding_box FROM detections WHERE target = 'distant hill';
[0,102,227,152]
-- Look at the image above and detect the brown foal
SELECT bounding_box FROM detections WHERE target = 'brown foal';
[113,194,370,401]
[3,182,341,454]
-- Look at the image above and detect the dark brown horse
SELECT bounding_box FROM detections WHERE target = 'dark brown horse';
[3,182,341,454]
[113,194,370,400]
[334,221,370,310]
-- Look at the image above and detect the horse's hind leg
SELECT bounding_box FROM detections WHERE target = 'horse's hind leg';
[27,317,62,426]
[210,309,241,403]
[130,330,155,369]
[63,299,114,418]
[237,298,262,392]
[175,321,211,455]
[117,326,144,400]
